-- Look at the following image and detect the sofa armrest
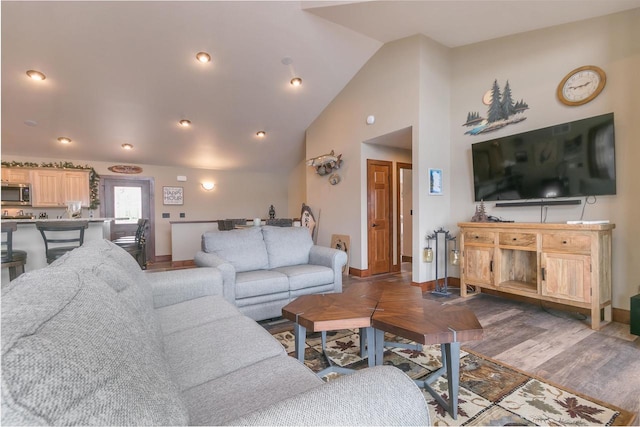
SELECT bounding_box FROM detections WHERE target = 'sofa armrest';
[309,245,347,293]
[224,365,429,426]
[194,251,237,303]
[146,267,223,308]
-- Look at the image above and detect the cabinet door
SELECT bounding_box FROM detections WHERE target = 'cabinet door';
[2,168,31,183]
[31,170,64,207]
[63,171,90,207]
[541,252,591,303]
[463,246,494,286]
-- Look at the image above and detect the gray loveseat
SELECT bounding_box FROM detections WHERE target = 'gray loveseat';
[1,239,430,425]
[194,225,347,321]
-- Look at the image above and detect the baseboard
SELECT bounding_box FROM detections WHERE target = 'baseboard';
[391,263,401,273]
[348,267,370,277]
[613,307,630,325]
[402,255,412,262]
[412,277,460,292]
[154,255,172,263]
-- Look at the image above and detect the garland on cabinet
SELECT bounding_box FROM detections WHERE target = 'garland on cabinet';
[1,161,100,210]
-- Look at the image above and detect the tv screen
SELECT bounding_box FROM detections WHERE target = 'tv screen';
[471,113,616,202]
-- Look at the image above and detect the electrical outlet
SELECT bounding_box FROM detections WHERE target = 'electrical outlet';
[180,212,185,218]
[162,213,170,219]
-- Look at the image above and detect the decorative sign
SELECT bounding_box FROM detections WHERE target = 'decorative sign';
[163,186,184,205]
[108,165,143,174]
[330,234,350,273]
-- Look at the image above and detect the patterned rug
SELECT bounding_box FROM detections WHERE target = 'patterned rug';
[268,327,635,426]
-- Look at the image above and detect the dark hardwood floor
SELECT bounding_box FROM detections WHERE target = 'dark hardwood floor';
[344,265,640,424]
[148,260,639,422]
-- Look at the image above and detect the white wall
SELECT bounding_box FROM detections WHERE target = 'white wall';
[5,155,289,257]
[449,10,640,309]
[306,36,421,271]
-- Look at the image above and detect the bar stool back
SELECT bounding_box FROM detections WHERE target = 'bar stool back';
[36,221,89,264]
[1,222,27,281]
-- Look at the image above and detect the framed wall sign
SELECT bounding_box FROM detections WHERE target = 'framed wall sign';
[163,186,184,205]
[429,168,443,195]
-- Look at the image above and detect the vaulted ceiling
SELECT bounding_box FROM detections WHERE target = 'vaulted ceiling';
[3,1,639,173]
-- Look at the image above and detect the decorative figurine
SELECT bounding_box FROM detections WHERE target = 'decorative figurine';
[268,205,275,219]
[471,200,488,222]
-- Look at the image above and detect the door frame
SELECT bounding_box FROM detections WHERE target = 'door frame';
[99,175,156,263]
[396,162,412,267]
[367,159,393,275]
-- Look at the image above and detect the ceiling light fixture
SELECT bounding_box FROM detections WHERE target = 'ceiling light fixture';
[121,143,133,150]
[196,52,211,63]
[290,77,302,87]
[57,137,71,144]
[256,131,266,138]
[179,119,192,127]
[26,70,46,81]
[201,182,215,191]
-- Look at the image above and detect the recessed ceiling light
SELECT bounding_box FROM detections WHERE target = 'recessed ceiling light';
[57,137,71,144]
[121,143,133,150]
[290,77,302,87]
[26,70,46,81]
[256,131,266,138]
[196,52,211,63]
[179,119,192,127]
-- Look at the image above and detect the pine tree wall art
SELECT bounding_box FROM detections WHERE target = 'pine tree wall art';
[463,79,529,136]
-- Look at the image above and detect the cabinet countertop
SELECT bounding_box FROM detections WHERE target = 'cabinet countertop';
[457,221,615,231]
[4,218,116,224]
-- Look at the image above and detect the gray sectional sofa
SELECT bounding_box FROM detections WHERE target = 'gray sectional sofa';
[1,239,430,425]
[194,225,347,321]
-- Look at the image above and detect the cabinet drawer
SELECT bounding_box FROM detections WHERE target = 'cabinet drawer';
[542,233,591,253]
[463,231,495,245]
[499,232,536,249]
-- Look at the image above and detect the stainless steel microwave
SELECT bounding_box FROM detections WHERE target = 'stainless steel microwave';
[1,182,32,206]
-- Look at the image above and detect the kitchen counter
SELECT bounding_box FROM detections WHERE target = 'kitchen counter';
[1,218,114,283]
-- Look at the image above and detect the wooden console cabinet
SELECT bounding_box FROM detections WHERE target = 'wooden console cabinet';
[458,222,614,330]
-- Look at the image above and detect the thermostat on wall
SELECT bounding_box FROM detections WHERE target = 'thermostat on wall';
[177,175,187,182]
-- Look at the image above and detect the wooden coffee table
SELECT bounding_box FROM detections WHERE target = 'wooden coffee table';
[281,282,483,419]
[281,292,378,377]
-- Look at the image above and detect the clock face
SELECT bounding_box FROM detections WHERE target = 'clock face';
[557,66,606,106]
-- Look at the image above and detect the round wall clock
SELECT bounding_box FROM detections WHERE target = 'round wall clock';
[557,65,606,106]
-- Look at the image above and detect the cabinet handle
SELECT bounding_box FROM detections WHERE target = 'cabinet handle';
[541,267,546,281]
[562,240,567,244]
[512,237,517,241]
[490,260,493,272]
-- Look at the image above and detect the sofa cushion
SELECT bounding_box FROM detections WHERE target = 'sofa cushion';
[202,227,269,273]
[1,268,189,426]
[155,294,242,336]
[183,354,322,425]
[163,315,285,391]
[272,264,335,291]
[235,270,289,299]
[262,226,313,268]
[49,240,163,349]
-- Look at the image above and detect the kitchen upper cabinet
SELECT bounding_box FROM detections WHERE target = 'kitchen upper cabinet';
[30,169,90,208]
[63,171,90,207]
[1,167,31,183]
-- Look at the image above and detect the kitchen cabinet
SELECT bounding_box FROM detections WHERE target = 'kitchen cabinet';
[459,222,614,330]
[1,167,31,183]
[30,169,90,208]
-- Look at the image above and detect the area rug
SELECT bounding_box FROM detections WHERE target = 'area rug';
[269,327,635,426]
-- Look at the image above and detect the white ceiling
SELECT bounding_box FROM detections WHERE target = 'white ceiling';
[3,1,639,173]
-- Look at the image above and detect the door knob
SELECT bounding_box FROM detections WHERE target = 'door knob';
[372,224,378,227]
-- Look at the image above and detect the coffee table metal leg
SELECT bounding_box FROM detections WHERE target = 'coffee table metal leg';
[363,327,376,367]
[293,322,306,363]
[415,342,461,420]
[374,328,385,364]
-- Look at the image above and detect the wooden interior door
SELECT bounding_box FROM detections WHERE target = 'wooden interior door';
[367,159,392,275]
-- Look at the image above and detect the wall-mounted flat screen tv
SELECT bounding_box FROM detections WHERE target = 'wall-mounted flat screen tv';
[471,113,616,202]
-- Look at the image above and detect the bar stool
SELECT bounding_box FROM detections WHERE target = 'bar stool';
[36,221,89,264]
[2,222,27,281]
[112,218,148,269]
